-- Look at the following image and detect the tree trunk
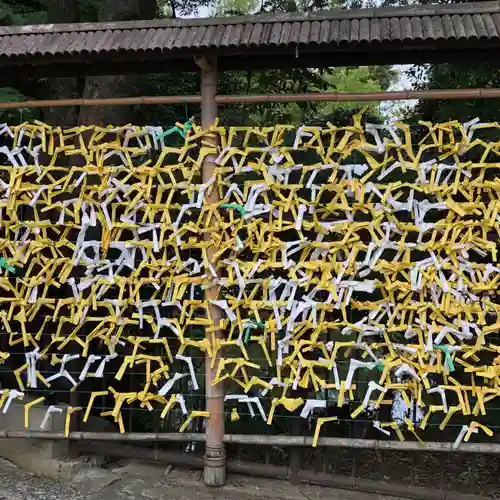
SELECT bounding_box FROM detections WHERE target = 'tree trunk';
[78,0,157,126]
[43,0,82,127]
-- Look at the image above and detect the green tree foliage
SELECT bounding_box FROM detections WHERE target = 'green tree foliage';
[0,1,46,121]
[0,0,101,25]
[378,0,500,126]
[213,0,259,15]
[158,0,218,17]
[320,67,384,116]
[261,0,345,12]
[0,0,397,128]
[0,88,36,123]
[407,60,500,125]
[211,0,397,126]
[0,0,101,122]
[78,0,158,126]
[0,0,46,25]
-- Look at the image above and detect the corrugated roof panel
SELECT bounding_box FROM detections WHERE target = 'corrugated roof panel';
[181,26,198,47]
[119,28,139,51]
[483,14,498,37]
[431,16,445,40]
[172,27,191,49]
[21,35,36,56]
[150,28,172,50]
[137,28,160,51]
[369,18,381,43]
[0,2,498,71]
[400,17,412,41]
[298,21,311,45]
[75,31,93,53]
[451,14,466,39]
[410,17,423,40]
[492,12,500,34]
[164,27,181,49]
[380,18,391,41]
[260,22,273,46]
[89,30,109,53]
[191,26,207,48]
[329,20,340,44]
[48,32,67,54]
[132,28,152,51]
[249,23,263,46]
[441,15,456,39]
[3,35,17,56]
[90,30,114,53]
[278,22,291,45]
[210,24,227,47]
[64,32,83,54]
[462,15,478,39]
[232,24,245,46]
[108,32,131,52]
[220,24,235,47]
[339,19,350,42]
[421,16,434,40]
[268,23,282,46]
[359,18,370,42]
[318,20,329,44]
[240,23,254,46]
[288,21,301,44]
[389,17,401,40]
[472,13,488,38]
[2,36,12,56]
[15,34,29,56]
[309,21,321,45]
[35,32,57,55]
[350,18,360,42]
[17,35,33,55]
[199,25,215,47]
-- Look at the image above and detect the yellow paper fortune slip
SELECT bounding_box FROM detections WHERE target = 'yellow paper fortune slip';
[0,117,496,448]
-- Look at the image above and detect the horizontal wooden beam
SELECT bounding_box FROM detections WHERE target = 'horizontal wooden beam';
[0,87,499,110]
[2,429,500,454]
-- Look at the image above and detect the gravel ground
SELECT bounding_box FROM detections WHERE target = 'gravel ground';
[0,457,410,500]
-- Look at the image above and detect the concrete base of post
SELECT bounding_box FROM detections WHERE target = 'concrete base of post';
[0,396,118,479]
[203,445,226,486]
[0,398,71,477]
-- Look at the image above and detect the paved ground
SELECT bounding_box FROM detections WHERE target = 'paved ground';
[0,457,409,500]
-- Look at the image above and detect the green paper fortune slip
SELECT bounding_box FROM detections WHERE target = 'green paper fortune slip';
[221,203,246,217]
[0,258,15,273]
[244,321,266,345]
[434,344,455,372]
[154,118,194,142]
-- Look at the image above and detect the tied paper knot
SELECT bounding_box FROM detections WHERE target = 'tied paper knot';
[221,203,246,217]
[243,321,266,345]
[434,344,455,372]
[154,118,193,142]
[363,361,384,373]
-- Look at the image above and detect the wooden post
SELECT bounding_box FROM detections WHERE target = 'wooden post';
[197,54,226,487]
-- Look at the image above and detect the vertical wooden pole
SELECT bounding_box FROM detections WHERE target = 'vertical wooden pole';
[197,54,226,487]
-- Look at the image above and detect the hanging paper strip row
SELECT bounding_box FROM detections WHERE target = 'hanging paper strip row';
[0,115,499,447]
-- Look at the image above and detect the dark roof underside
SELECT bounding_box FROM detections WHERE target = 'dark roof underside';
[1,1,500,76]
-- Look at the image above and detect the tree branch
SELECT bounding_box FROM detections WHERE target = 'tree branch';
[169,0,177,18]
